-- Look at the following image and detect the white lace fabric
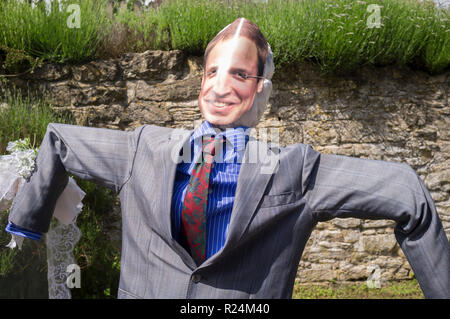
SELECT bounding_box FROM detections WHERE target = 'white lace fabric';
[46,177,85,299]
[0,171,25,213]
[1,143,85,299]
[46,219,82,299]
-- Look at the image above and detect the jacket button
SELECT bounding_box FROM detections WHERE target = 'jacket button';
[191,274,201,283]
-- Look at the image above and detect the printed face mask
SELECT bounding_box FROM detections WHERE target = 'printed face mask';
[198,18,265,129]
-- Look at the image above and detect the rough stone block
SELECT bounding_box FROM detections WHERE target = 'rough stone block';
[134,77,201,102]
[362,234,398,255]
[24,63,71,81]
[72,60,119,82]
[120,50,186,81]
[332,218,361,229]
[303,121,340,145]
[362,220,396,229]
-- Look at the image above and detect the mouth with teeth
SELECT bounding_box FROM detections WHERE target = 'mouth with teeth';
[206,99,236,110]
[212,101,230,108]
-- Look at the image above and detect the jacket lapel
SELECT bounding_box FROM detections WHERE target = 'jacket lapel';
[199,138,279,269]
[158,128,198,268]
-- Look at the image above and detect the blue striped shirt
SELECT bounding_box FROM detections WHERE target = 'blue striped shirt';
[171,121,250,259]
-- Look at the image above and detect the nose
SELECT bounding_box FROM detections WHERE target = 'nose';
[212,69,232,97]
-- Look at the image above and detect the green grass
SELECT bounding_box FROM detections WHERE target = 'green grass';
[70,179,121,299]
[113,4,171,52]
[0,0,110,64]
[0,86,73,153]
[0,0,448,74]
[292,279,424,299]
[122,0,450,73]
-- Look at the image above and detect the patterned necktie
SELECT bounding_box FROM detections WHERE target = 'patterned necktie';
[180,136,216,265]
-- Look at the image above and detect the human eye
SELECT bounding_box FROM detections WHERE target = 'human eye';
[233,70,247,80]
[206,68,217,77]
[237,72,247,80]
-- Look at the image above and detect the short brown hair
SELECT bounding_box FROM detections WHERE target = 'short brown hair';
[203,18,268,77]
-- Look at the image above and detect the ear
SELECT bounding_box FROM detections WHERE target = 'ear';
[256,79,263,93]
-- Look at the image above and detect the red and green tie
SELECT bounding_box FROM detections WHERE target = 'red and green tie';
[180,136,216,265]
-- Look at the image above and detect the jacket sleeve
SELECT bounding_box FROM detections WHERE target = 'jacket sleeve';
[8,123,144,234]
[302,145,450,299]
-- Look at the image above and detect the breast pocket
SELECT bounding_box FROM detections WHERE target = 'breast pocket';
[259,191,298,208]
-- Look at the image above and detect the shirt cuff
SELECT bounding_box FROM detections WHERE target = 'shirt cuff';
[5,222,42,241]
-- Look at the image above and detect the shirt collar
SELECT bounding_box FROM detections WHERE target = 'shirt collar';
[190,121,250,153]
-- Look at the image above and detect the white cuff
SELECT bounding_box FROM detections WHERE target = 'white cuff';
[53,177,86,225]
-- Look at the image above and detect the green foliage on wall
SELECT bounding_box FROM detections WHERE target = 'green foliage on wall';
[0,0,448,74]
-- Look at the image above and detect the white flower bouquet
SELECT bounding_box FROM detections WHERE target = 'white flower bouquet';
[1,138,38,179]
[0,138,37,213]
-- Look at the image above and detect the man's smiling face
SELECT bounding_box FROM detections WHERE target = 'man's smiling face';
[198,36,263,127]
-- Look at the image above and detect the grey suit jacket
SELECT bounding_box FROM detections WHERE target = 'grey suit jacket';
[9,123,450,298]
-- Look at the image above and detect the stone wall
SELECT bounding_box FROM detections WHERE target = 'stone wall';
[6,50,449,285]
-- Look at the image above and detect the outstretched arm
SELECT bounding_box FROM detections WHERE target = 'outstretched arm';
[302,146,450,299]
[8,123,144,234]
